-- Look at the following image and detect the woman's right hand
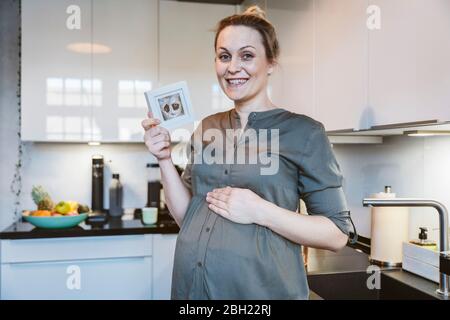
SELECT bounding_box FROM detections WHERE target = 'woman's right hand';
[142,112,171,161]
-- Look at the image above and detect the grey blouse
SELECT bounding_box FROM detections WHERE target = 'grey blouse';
[171,108,352,300]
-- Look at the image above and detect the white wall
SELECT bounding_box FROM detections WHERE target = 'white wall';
[334,135,450,242]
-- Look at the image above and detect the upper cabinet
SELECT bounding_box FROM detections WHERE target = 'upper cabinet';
[22,0,158,142]
[266,0,315,117]
[21,0,235,142]
[368,0,450,127]
[267,0,450,131]
[22,0,93,141]
[158,1,235,124]
[314,0,368,131]
[267,0,368,131]
[91,0,158,142]
[23,0,450,140]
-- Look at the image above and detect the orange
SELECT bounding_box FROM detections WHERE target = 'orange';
[31,210,52,217]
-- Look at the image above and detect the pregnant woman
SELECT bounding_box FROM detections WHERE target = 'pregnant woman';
[142,6,355,299]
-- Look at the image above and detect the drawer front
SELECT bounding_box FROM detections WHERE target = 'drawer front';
[1,257,152,300]
[1,235,152,263]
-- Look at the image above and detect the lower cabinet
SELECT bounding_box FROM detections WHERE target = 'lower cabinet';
[152,234,178,299]
[0,234,178,300]
[1,257,152,300]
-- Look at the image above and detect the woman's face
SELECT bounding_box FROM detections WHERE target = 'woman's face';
[215,25,274,104]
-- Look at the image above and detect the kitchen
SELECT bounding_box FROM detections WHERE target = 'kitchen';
[1,0,450,302]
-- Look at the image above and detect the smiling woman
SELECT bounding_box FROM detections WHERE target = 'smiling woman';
[214,6,278,111]
[141,5,354,300]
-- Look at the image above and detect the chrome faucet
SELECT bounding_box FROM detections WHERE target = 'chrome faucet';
[362,198,449,297]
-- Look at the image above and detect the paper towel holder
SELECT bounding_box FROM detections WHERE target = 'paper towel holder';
[369,185,407,268]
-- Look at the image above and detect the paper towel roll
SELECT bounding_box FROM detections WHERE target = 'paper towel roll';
[370,191,409,265]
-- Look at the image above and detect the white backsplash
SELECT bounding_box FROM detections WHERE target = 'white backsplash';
[334,135,450,241]
[2,140,192,228]
[2,133,450,243]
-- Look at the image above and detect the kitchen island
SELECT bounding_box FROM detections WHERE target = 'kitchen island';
[0,215,179,300]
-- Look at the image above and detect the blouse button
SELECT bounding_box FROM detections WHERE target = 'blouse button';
[197,262,203,267]
[224,169,228,175]
[205,227,211,232]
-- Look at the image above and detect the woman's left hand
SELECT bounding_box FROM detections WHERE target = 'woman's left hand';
[206,187,265,225]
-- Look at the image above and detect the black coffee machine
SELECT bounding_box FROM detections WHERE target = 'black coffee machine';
[92,155,104,212]
[87,155,109,226]
[145,164,183,208]
[146,163,162,208]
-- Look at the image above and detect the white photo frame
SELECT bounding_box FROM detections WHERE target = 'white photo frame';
[144,81,195,129]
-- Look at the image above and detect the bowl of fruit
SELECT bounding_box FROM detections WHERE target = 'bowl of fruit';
[22,186,91,229]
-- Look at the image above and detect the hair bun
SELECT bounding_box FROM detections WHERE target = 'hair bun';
[243,5,267,20]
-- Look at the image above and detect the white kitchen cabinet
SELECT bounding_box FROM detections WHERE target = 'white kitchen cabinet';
[92,0,158,142]
[266,0,368,131]
[0,235,154,300]
[0,234,179,300]
[266,0,315,117]
[368,0,450,127]
[268,0,450,131]
[2,257,152,300]
[158,0,236,129]
[21,0,158,142]
[152,234,177,299]
[22,0,94,142]
[314,0,368,131]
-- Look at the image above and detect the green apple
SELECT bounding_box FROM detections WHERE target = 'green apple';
[54,201,71,214]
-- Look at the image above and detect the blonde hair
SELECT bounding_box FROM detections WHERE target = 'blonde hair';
[242,5,266,20]
[214,5,280,63]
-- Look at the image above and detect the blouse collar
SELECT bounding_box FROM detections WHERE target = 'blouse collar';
[230,107,286,122]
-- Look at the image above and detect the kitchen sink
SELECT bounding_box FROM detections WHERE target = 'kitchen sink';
[308,271,380,300]
[308,270,440,300]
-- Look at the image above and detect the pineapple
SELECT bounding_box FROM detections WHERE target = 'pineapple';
[38,198,54,211]
[31,185,54,211]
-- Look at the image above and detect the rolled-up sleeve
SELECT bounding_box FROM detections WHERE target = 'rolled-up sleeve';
[297,123,352,235]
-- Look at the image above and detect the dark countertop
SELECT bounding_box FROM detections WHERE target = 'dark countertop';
[307,246,446,300]
[0,213,179,240]
[381,269,445,300]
